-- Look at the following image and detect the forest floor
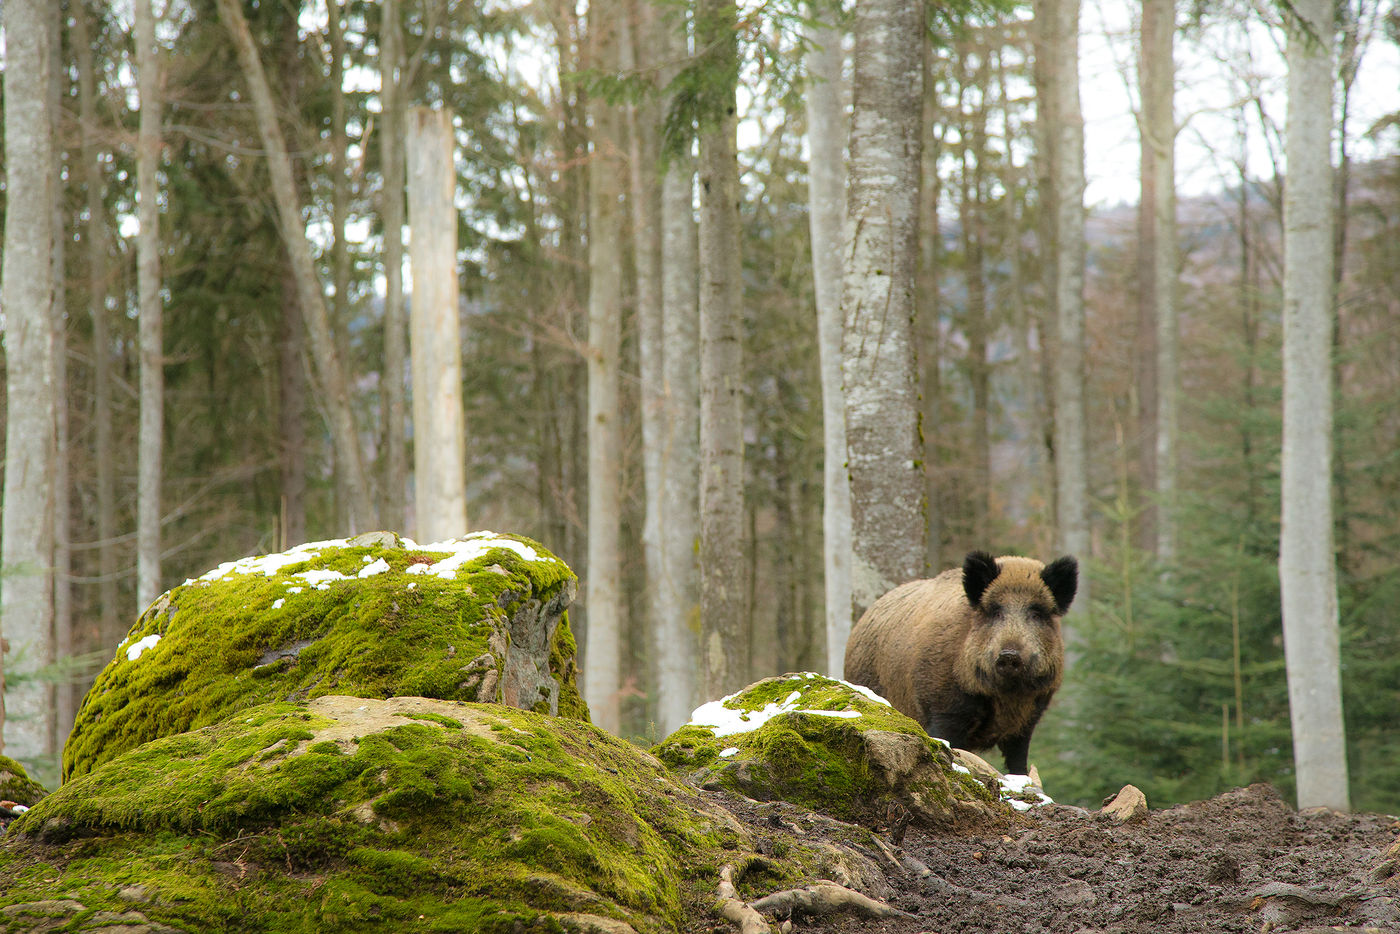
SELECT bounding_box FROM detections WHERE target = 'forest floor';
[693,783,1400,934]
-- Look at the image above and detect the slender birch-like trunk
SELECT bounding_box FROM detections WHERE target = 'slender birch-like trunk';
[697,0,749,699]
[583,5,626,733]
[2,0,58,759]
[135,0,164,613]
[380,0,408,532]
[803,1,852,677]
[842,0,926,622]
[656,10,701,732]
[216,0,375,534]
[406,108,469,543]
[1279,0,1348,813]
[75,1,121,648]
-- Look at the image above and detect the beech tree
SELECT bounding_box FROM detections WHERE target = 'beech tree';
[380,0,409,532]
[216,0,375,535]
[803,1,852,675]
[135,0,164,612]
[584,3,626,732]
[842,0,926,622]
[1279,0,1348,812]
[697,0,749,699]
[2,0,58,759]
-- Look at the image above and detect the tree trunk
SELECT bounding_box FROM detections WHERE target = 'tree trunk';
[842,0,926,622]
[406,107,469,543]
[803,1,852,677]
[135,0,164,613]
[656,9,701,732]
[584,3,626,733]
[697,0,749,699]
[1045,0,1091,591]
[623,0,667,731]
[279,266,308,550]
[1137,0,1177,561]
[216,0,375,534]
[1279,0,1348,813]
[2,0,58,760]
[919,43,946,572]
[49,1,76,748]
[380,0,408,533]
[75,0,121,650]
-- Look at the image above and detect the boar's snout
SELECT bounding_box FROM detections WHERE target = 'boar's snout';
[996,647,1023,673]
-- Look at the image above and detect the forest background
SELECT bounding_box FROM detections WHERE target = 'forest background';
[1,0,1398,814]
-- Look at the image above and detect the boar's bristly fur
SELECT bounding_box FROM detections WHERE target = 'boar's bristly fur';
[843,551,1077,776]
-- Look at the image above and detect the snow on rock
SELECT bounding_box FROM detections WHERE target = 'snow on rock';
[125,633,161,662]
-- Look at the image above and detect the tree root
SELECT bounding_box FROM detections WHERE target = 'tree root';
[717,864,770,934]
[749,880,916,920]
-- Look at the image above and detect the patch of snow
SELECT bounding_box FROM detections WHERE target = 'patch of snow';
[271,598,285,610]
[297,569,351,588]
[719,747,740,758]
[126,633,161,662]
[689,687,866,739]
[835,679,891,706]
[400,531,558,579]
[999,772,1054,810]
[358,558,390,578]
[287,587,304,594]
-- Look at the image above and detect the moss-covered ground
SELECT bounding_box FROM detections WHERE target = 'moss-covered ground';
[64,532,584,781]
[4,697,749,933]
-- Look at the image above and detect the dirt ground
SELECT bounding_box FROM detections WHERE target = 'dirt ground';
[700,783,1400,934]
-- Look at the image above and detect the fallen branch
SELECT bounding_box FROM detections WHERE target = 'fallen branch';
[749,881,915,920]
[717,863,770,934]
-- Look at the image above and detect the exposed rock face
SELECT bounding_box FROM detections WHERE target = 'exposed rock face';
[63,531,585,781]
[652,674,1007,829]
[5,696,748,933]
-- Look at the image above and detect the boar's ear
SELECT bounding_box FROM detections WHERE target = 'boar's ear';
[962,551,1001,607]
[1041,556,1078,614]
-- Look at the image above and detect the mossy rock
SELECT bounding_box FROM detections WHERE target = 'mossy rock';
[4,695,749,933]
[653,674,1005,829]
[64,532,586,781]
[0,757,46,808]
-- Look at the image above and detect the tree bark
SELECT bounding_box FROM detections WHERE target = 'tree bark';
[279,266,308,550]
[216,0,375,535]
[623,0,667,731]
[1044,0,1091,592]
[697,0,749,699]
[1136,0,1177,561]
[842,0,926,622]
[74,0,121,649]
[656,9,701,732]
[50,1,76,748]
[406,107,469,543]
[583,3,626,732]
[136,0,164,613]
[380,0,408,533]
[1280,0,1348,812]
[2,0,58,760]
[803,1,852,677]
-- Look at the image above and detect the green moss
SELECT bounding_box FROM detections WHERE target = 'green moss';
[64,533,583,781]
[0,756,47,807]
[8,696,746,933]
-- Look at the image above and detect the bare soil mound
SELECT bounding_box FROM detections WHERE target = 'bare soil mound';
[700,783,1400,933]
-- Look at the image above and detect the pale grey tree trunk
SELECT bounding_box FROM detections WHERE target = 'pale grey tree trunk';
[1137,0,1178,562]
[1280,0,1348,813]
[803,3,852,677]
[406,107,469,543]
[1046,0,1091,596]
[217,0,375,534]
[697,0,749,699]
[842,0,926,622]
[583,4,626,733]
[279,268,308,550]
[135,0,164,613]
[380,0,408,533]
[655,10,701,733]
[623,0,668,731]
[75,2,120,648]
[50,3,76,748]
[2,0,58,759]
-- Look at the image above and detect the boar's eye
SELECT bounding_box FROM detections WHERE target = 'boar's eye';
[1030,605,1052,624]
[985,602,1003,619]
